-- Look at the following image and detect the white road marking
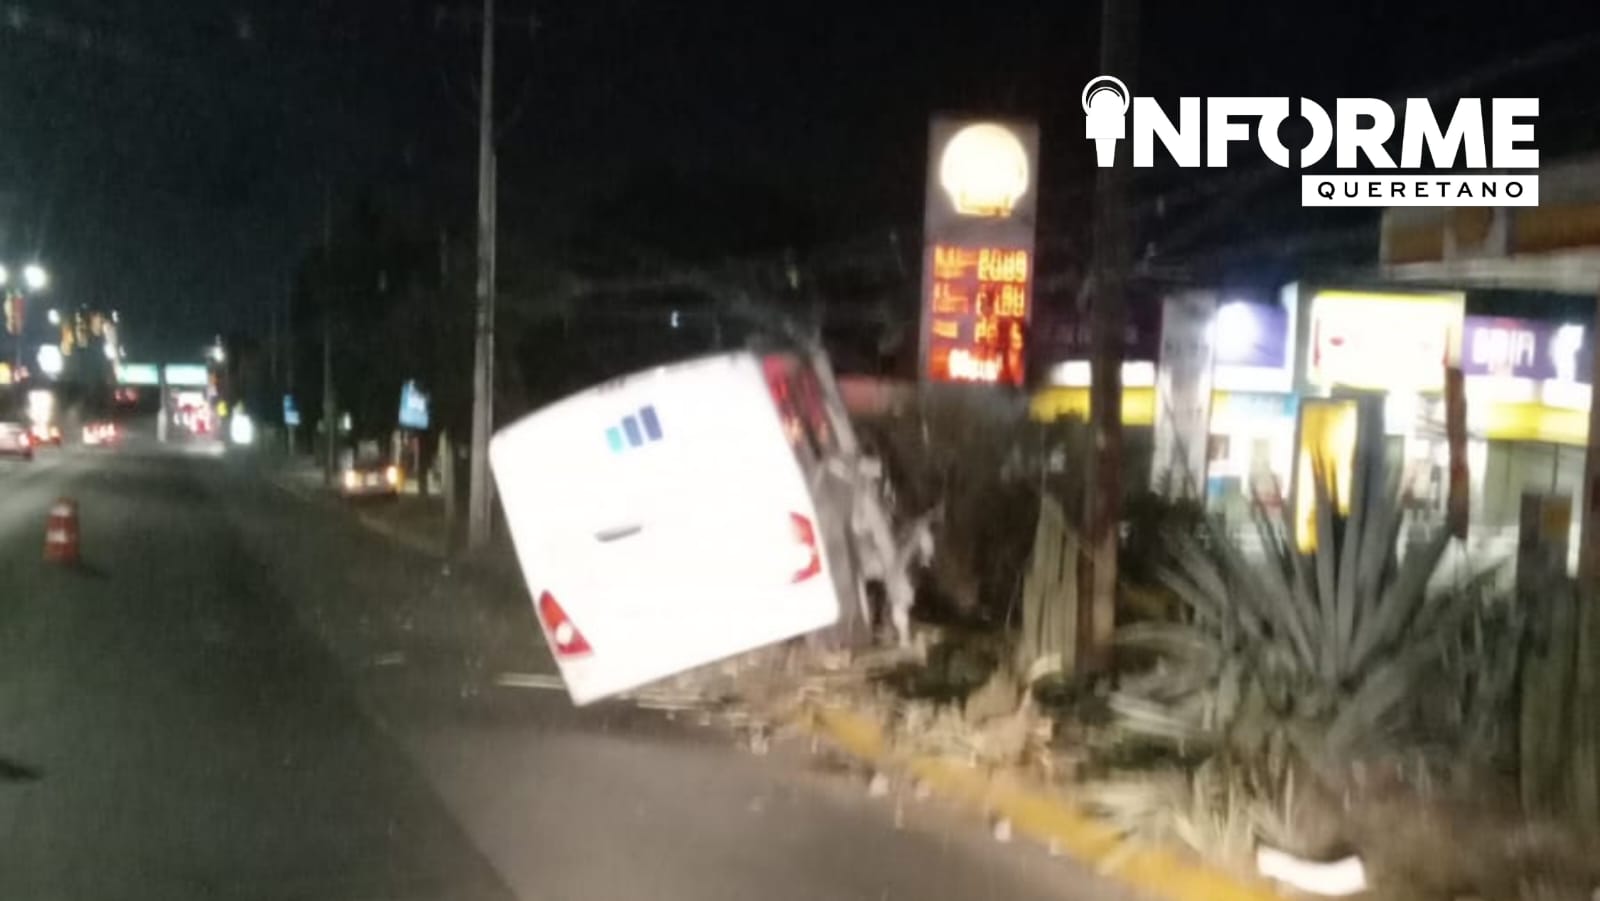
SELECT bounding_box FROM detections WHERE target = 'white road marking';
[495,672,566,691]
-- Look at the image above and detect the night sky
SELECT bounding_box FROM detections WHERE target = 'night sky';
[4,0,1599,359]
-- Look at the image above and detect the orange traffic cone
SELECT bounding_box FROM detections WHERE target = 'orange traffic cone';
[44,498,79,565]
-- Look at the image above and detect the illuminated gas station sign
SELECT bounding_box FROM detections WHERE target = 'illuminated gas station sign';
[919,117,1039,387]
[925,245,1031,384]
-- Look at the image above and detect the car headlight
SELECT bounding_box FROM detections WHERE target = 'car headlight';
[342,470,358,489]
[385,465,400,485]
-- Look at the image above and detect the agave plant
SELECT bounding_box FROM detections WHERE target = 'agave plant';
[1109,407,1510,774]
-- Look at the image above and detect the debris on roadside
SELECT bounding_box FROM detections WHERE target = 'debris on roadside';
[1255,845,1368,897]
[867,772,891,798]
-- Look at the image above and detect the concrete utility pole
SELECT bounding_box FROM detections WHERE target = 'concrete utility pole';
[323,312,336,483]
[1574,284,1600,827]
[322,183,337,485]
[466,0,499,550]
[269,285,279,392]
[285,277,296,455]
[157,365,169,444]
[1080,0,1138,675]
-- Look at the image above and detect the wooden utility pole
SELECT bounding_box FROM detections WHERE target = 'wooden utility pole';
[1572,285,1600,827]
[1080,0,1137,675]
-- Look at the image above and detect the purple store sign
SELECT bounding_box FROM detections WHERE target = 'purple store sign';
[1461,316,1591,384]
[1032,291,1161,363]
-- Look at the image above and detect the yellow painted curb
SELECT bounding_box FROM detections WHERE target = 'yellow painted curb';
[804,705,1287,901]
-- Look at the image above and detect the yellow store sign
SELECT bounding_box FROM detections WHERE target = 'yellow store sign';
[1306,290,1464,392]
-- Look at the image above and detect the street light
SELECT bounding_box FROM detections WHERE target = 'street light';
[36,344,63,377]
[22,264,47,291]
[46,308,59,326]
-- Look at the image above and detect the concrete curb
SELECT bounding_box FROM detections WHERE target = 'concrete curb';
[801,704,1286,901]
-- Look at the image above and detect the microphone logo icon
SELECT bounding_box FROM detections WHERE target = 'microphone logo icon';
[1083,76,1131,167]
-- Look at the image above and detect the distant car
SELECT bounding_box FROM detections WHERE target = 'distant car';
[83,421,121,447]
[29,422,61,447]
[0,422,34,460]
[339,459,401,500]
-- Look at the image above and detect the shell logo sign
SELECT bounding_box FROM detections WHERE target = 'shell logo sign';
[938,123,1031,218]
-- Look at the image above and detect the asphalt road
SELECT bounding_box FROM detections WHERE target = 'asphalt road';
[0,439,1134,901]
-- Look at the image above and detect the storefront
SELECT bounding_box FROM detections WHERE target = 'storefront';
[1028,287,1161,425]
[1203,293,1298,523]
[1027,272,1595,572]
[1294,286,1465,524]
[1028,288,1298,515]
[1458,310,1592,571]
[1381,156,1600,579]
[1287,285,1594,571]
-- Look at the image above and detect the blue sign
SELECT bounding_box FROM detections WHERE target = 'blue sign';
[606,405,663,453]
[1461,316,1590,384]
[398,380,430,430]
[1213,301,1290,370]
[283,395,300,427]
